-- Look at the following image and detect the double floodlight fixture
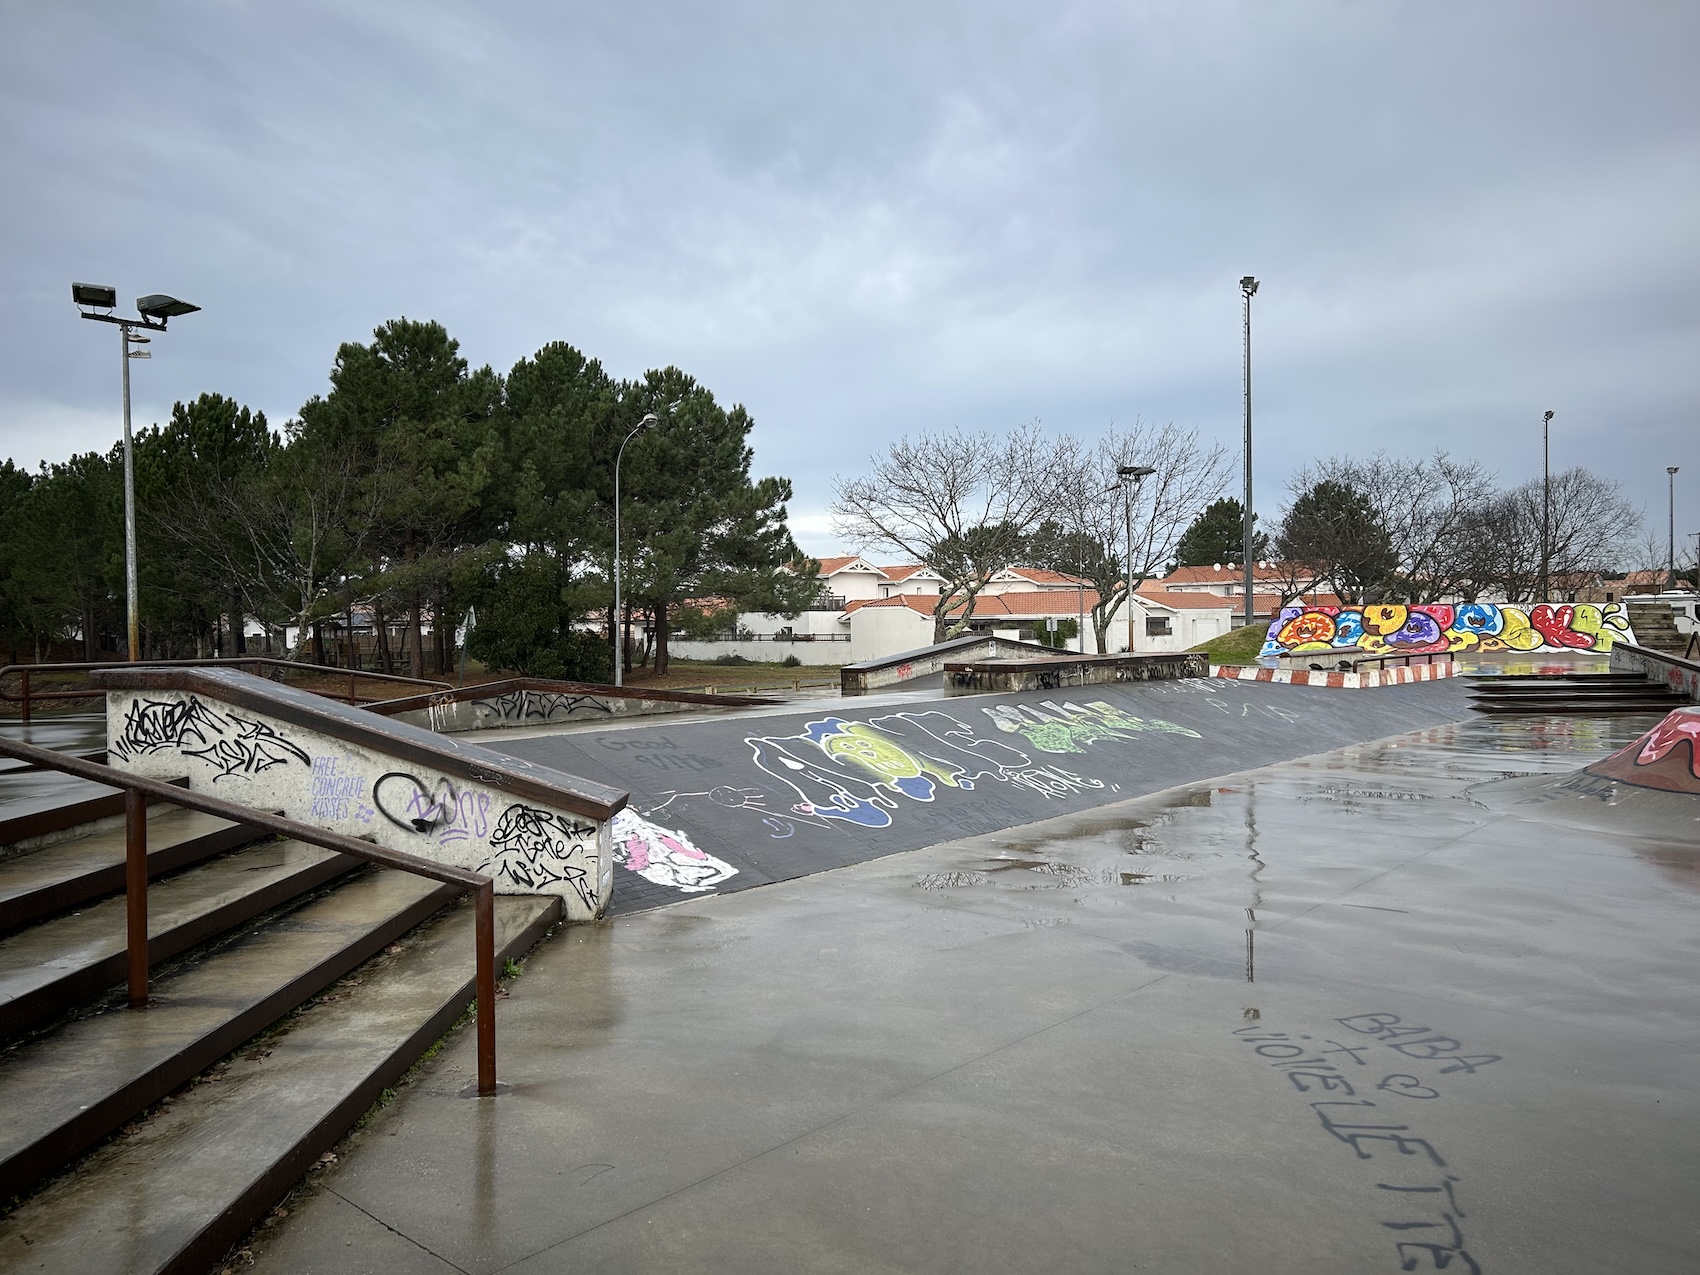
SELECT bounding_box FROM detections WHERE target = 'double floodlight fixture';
[1240,276,1259,299]
[1118,465,1157,481]
[72,282,201,329]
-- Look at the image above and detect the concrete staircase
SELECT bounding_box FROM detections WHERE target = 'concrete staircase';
[1626,600,1687,654]
[0,786,560,1274]
[1468,671,1687,715]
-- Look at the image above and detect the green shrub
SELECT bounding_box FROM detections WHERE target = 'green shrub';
[713,652,751,665]
[781,654,802,667]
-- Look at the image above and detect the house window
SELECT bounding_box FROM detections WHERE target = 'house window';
[1146,616,1172,637]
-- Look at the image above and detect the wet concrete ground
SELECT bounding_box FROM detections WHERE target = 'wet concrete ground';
[249,710,1699,1274]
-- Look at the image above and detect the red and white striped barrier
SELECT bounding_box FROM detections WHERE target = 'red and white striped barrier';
[1208,661,1460,689]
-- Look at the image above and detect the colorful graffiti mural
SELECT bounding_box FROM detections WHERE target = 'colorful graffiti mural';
[1584,707,1700,795]
[1261,603,1635,659]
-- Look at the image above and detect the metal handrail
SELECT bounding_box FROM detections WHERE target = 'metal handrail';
[0,736,501,1096]
[2,658,452,723]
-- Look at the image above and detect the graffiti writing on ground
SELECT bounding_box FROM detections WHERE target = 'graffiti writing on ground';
[1262,602,1635,658]
[1237,1009,1499,1273]
[111,695,311,780]
[611,808,739,892]
[481,803,601,907]
[735,701,1197,832]
[1584,707,1700,794]
[373,771,493,844]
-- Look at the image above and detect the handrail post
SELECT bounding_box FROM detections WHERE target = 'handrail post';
[19,669,29,725]
[474,882,498,1095]
[125,788,148,1007]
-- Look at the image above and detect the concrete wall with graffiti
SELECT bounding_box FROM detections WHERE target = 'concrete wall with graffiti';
[1262,603,1636,659]
[103,688,613,919]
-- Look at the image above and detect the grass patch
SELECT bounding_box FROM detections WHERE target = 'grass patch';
[1187,623,1269,666]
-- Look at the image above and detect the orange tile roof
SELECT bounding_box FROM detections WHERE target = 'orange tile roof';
[1160,563,1308,585]
[1003,567,1092,586]
[815,555,881,576]
[844,592,1104,618]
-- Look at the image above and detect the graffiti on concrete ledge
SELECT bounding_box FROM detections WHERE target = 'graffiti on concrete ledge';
[1262,603,1635,659]
[1584,707,1700,795]
[111,694,311,780]
[373,771,493,844]
[611,808,739,892]
[471,689,616,725]
[481,803,601,907]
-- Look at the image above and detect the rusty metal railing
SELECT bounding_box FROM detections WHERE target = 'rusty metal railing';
[2,658,452,723]
[0,736,501,1095]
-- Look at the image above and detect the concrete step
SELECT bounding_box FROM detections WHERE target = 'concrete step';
[1472,699,1681,714]
[0,868,459,1201]
[0,893,560,1275]
[0,776,188,859]
[0,807,264,934]
[0,842,359,1039]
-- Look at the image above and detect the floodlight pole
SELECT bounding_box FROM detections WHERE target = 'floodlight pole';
[74,287,198,662]
[1668,467,1680,591]
[1240,276,1258,629]
[612,414,660,687]
[120,324,141,660]
[1540,410,1554,603]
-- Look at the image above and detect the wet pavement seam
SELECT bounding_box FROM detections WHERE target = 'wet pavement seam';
[1256,819,1497,936]
[486,967,1177,1273]
[327,1185,474,1274]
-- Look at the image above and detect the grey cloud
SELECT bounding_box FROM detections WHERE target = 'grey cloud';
[2,0,1695,555]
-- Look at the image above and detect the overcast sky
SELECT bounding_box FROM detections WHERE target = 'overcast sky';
[3,1,1696,561]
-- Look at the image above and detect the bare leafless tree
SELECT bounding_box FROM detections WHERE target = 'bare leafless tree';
[1454,468,1640,602]
[159,440,388,657]
[831,424,1061,642]
[1297,451,1497,601]
[1049,422,1231,651]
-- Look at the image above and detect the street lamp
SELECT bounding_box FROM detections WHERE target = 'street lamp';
[1111,464,1157,652]
[612,413,660,687]
[1539,409,1554,603]
[1667,466,1680,591]
[1240,276,1258,628]
[72,283,201,661]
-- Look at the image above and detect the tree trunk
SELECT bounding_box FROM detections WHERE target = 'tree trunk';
[311,622,325,665]
[655,600,670,676]
[374,600,394,675]
[232,591,246,655]
[408,592,424,679]
[621,597,633,676]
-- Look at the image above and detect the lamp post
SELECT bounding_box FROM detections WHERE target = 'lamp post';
[1540,409,1554,603]
[71,284,201,661]
[1112,464,1157,652]
[612,413,660,687]
[1668,466,1680,591]
[1240,277,1258,628]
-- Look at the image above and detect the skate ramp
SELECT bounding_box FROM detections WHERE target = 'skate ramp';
[490,675,1476,911]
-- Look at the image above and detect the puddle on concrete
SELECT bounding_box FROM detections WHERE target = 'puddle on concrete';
[907,711,1676,924]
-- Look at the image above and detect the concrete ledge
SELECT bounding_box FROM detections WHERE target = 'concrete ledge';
[1210,661,1461,689]
[944,651,1207,695]
[365,677,777,734]
[1609,642,1700,702]
[91,667,626,822]
[841,635,1071,694]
